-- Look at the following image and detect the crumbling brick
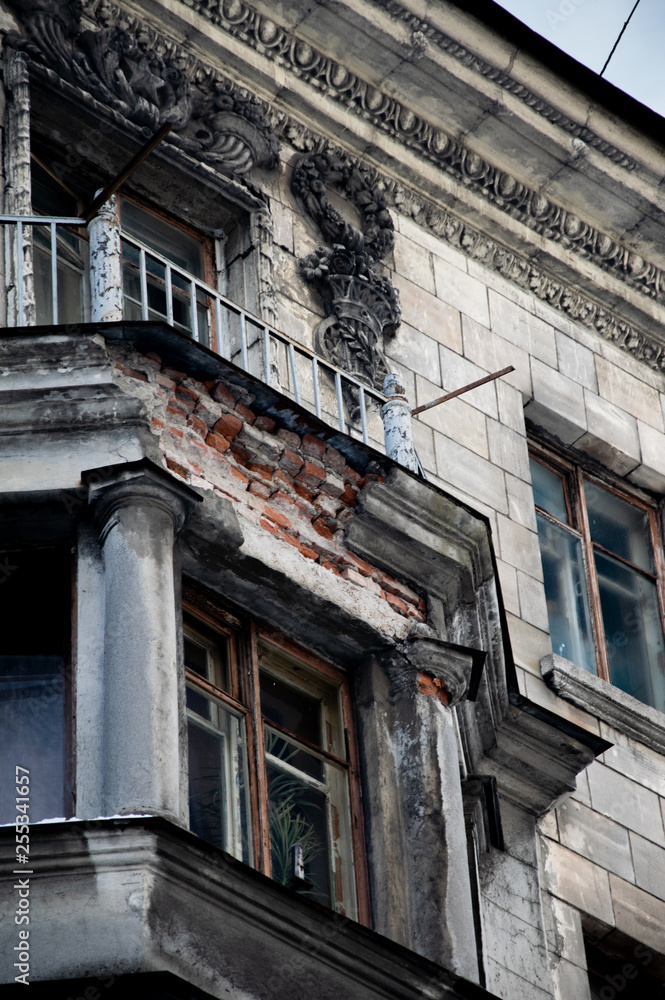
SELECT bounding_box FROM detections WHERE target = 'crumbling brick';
[212,381,236,407]
[213,413,242,440]
[295,461,326,489]
[205,431,231,454]
[255,415,276,433]
[277,428,301,450]
[302,434,326,460]
[235,402,256,424]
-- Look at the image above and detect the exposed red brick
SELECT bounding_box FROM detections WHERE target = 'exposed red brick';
[321,558,341,577]
[363,473,384,487]
[167,425,184,439]
[279,530,301,549]
[255,415,276,433]
[343,465,363,487]
[230,443,252,465]
[379,573,421,606]
[271,491,295,507]
[302,434,326,460]
[417,671,449,706]
[187,415,208,438]
[312,517,334,539]
[271,469,294,491]
[165,457,189,479]
[337,552,377,578]
[145,352,162,364]
[280,448,304,477]
[235,402,256,424]
[408,606,426,621]
[162,367,187,383]
[248,481,271,499]
[277,428,301,450]
[151,417,165,432]
[385,592,408,614]
[299,544,319,561]
[156,372,177,390]
[340,484,358,506]
[116,363,148,381]
[212,381,236,407]
[294,493,316,514]
[230,467,249,486]
[260,517,279,536]
[295,460,326,489]
[174,385,198,411]
[319,473,345,499]
[324,445,346,471]
[166,400,188,420]
[247,462,274,481]
[262,505,291,529]
[206,431,230,454]
[341,567,365,587]
[213,413,242,440]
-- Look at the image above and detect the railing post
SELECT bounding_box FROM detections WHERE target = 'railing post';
[381,373,419,472]
[87,193,123,323]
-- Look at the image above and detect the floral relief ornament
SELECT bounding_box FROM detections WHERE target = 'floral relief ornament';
[4,0,278,175]
[292,152,401,398]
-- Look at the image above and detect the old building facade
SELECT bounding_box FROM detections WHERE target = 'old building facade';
[1,1,665,998]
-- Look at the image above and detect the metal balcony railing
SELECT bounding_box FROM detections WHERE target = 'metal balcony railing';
[0,214,399,454]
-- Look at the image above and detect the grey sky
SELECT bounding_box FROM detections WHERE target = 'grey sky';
[495,0,665,117]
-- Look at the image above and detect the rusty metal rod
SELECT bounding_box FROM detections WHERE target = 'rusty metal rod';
[83,122,173,222]
[411,365,515,415]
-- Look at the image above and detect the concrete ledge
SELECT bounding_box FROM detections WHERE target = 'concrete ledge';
[541,653,665,754]
[0,818,498,1000]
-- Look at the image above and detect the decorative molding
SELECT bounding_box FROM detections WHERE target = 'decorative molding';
[292,152,400,394]
[4,0,279,176]
[274,118,665,376]
[368,0,637,171]
[541,653,665,755]
[173,0,665,309]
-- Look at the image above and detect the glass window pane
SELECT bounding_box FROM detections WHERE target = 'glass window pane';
[265,729,323,781]
[530,458,569,523]
[187,704,251,864]
[536,512,597,673]
[266,758,331,908]
[584,480,654,573]
[595,550,665,713]
[119,198,204,278]
[0,655,65,822]
[260,669,322,747]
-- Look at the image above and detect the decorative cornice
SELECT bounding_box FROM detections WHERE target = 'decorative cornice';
[275,116,665,376]
[367,0,636,171]
[172,1,665,309]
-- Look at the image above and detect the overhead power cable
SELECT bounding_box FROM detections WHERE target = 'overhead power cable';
[600,0,642,77]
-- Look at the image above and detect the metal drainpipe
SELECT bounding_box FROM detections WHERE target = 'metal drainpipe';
[87,193,123,323]
[381,373,419,473]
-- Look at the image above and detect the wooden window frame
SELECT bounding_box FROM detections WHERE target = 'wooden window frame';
[182,584,371,925]
[529,441,665,690]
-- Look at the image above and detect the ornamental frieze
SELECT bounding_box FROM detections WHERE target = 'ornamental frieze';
[175,0,665,308]
[292,153,401,397]
[4,0,278,176]
[279,120,665,378]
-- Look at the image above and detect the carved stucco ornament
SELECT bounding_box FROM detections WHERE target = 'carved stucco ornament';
[292,152,401,396]
[4,0,278,176]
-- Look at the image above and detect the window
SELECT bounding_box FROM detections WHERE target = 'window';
[530,445,665,714]
[118,197,217,349]
[0,546,71,823]
[183,593,366,919]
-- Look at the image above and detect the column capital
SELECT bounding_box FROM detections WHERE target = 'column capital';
[83,458,201,542]
[377,627,486,707]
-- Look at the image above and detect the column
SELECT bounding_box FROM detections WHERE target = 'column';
[355,631,481,982]
[88,194,123,323]
[86,459,200,822]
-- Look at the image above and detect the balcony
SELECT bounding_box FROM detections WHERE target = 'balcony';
[0,212,421,467]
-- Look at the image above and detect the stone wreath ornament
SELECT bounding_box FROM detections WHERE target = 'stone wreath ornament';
[291,152,401,397]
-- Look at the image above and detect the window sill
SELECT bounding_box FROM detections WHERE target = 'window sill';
[540,653,665,754]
